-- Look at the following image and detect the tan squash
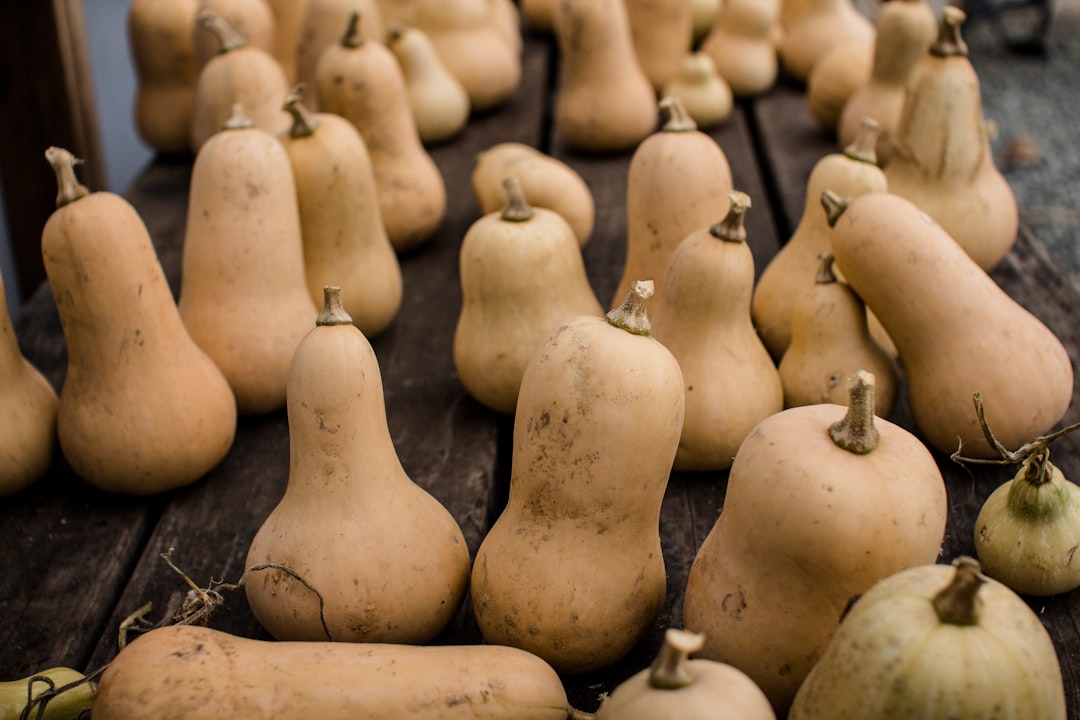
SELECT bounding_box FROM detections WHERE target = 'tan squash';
[488,0,523,55]
[245,287,470,643]
[42,147,236,495]
[613,96,733,308]
[683,371,948,715]
[190,10,290,150]
[264,0,308,82]
[690,0,723,44]
[827,190,1073,458]
[387,25,471,145]
[294,0,384,113]
[624,0,693,92]
[281,90,402,338]
[0,270,57,497]
[885,6,1018,271]
[192,0,277,77]
[374,0,415,28]
[471,281,684,675]
[92,624,571,720]
[552,0,658,152]
[471,142,594,246]
[838,0,937,164]
[650,192,783,471]
[520,0,556,31]
[805,38,873,129]
[751,118,885,360]
[179,107,318,415]
[454,177,603,414]
[700,0,779,97]
[413,0,521,112]
[127,0,199,155]
[789,557,1067,719]
[659,52,734,130]
[777,0,874,82]
[778,252,897,415]
[316,11,446,252]
[595,629,776,720]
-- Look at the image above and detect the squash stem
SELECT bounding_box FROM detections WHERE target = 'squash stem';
[708,191,751,243]
[44,146,89,208]
[932,556,984,626]
[223,103,255,131]
[197,11,248,54]
[283,86,320,139]
[815,252,837,285]
[500,177,535,223]
[316,286,353,326]
[821,190,851,228]
[843,117,880,165]
[931,6,968,57]
[827,370,880,454]
[659,96,697,133]
[648,628,705,689]
[341,10,364,49]
[607,280,654,336]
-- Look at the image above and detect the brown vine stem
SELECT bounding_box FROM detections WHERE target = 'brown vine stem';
[950,392,1080,467]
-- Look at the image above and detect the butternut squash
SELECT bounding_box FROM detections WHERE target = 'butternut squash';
[179,107,318,415]
[471,281,684,675]
[0,667,95,720]
[613,96,733,308]
[92,624,571,720]
[190,10,290,150]
[413,0,522,112]
[192,0,277,77]
[789,557,1067,719]
[294,0,384,113]
[596,629,776,720]
[127,0,199,155]
[316,12,446,252]
[552,0,658,152]
[777,0,874,82]
[650,191,783,471]
[454,177,603,414]
[387,25,471,145]
[471,142,594,246]
[827,191,1073,458]
[520,0,556,31]
[42,147,236,495]
[885,6,1018,271]
[805,38,873,129]
[751,118,884,360]
[625,0,694,92]
[683,371,948,714]
[264,0,308,82]
[281,90,402,338]
[778,252,897,414]
[700,0,779,97]
[659,52,734,130]
[0,270,57,497]
[838,0,937,164]
[245,287,470,642]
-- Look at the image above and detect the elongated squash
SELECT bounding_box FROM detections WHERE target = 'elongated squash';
[92,624,571,720]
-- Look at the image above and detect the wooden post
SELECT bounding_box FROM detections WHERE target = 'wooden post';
[0,0,105,301]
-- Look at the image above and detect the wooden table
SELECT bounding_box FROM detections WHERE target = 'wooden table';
[3,28,1079,717]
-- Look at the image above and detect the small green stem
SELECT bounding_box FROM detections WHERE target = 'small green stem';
[932,556,984,626]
